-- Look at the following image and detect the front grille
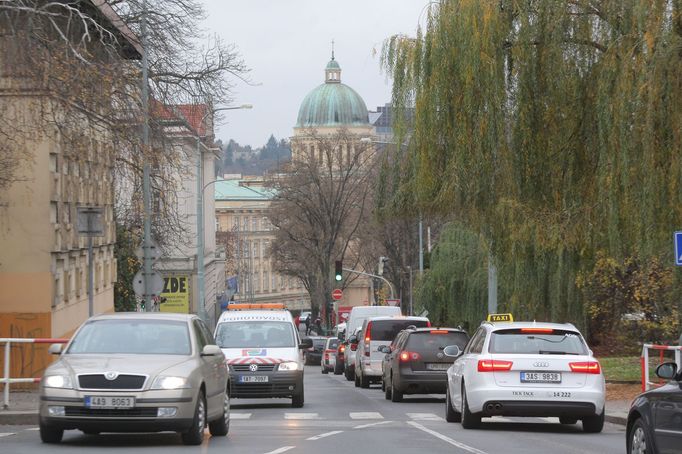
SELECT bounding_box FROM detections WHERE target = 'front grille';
[78,374,146,390]
[64,407,158,417]
[230,383,295,394]
[231,364,276,372]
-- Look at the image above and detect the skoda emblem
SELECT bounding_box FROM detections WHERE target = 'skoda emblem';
[104,371,119,381]
[533,361,549,368]
[249,364,258,372]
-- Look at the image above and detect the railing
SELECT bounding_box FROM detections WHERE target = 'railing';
[1,338,69,409]
[640,344,682,392]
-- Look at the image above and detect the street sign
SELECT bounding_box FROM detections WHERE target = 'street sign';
[77,207,104,237]
[675,231,682,266]
[133,270,165,298]
[135,239,160,262]
[332,289,343,300]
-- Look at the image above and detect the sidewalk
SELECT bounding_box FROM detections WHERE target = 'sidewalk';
[0,388,631,426]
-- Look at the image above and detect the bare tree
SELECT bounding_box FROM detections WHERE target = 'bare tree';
[267,129,378,321]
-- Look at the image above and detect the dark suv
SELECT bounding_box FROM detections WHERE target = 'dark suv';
[381,327,469,402]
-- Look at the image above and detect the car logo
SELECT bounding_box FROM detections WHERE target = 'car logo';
[104,371,119,380]
[436,353,444,359]
[249,364,258,372]
[533,361,550,368]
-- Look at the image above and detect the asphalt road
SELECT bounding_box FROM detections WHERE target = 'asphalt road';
[0,365,626,454]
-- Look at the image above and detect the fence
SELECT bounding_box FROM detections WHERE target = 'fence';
[640,344,682,392]
[1,338,69,409]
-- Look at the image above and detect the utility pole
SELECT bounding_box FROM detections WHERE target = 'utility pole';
[488,253,497,314]
[419,215,424,275]
[141,0,153,312]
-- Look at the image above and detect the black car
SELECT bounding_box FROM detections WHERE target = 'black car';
[380,327,469,402]
[627,362,682,454]
[303,336,327,365]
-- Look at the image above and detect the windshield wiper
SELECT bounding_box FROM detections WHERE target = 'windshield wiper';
[538,350,580,355]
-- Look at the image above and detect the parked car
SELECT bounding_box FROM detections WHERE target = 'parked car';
[444,320,605,432]
[627,361,682,453]
[303,336,327,365]
[354,316,430,388]
[382,327,469,401]
[39,313,229,445]
[321,338,340,374]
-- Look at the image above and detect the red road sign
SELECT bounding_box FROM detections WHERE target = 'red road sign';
[332,289,343,300]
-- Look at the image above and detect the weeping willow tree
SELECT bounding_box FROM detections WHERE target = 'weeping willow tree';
[381,0,682,336]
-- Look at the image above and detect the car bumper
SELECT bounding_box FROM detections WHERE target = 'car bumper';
[229,370,303,398]
[360,360,383,377]
[467,386,605,416]
[39,388,197,433]
[395,372,448,394]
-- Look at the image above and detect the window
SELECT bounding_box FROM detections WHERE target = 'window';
[50,202,58,224]
[252,217,258,231]
[489,329,587,355]
[271,273,277,290]
[262,217,269,230]
[233,216,239,229]
[243,217,248,231]
[465,328,486,354]
[63,203,71,224]
[49,153,58,173]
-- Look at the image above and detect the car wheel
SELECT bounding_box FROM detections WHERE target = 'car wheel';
[582,407,604,433]
[460,383,480,429]
[334,363,343,375]
[384,378,392,400]
[390,375,403,402]
[292,382,305,408]
[208,392,230,437]
[361,372,370,389]
[628,418,650,454]
[321,363,329,374]
[445,386,461,423]
[354,371,361,387]
[39,422,63,444]
[344,365,353,381]
[182,391,206,445]
[559,416,578,425]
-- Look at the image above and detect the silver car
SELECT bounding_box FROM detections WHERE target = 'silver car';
[39,313,229,445]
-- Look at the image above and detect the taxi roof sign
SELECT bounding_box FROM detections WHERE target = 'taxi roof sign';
[487,313,514,323]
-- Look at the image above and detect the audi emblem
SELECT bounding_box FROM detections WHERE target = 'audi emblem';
[249,364,258,372]
[436,353,444,359]
[104,371,119,381]
[533,361,550,368]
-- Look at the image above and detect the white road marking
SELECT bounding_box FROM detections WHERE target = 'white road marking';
[349,412,384,419]
[0,433,15,438]
[306,430,344,441]
[354,420,393,429]
[407,421,489,454]
[284,413,320,420]
[407,413,443,421]
[263,447,295,454]
[25,428,40,431]
[230,412,252,419]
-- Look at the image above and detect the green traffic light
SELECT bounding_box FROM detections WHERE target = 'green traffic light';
[335,274,342,281]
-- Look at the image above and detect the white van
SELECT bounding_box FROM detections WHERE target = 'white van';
[342,306,401,381]
[214,304,312,408]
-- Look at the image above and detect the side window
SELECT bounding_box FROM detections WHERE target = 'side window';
[197,320,215,345]
[471,329,487,354]
[465,328,484,354]
[396,332,409,350]
[192,320,208,350]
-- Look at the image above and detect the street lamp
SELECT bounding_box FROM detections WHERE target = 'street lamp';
[196,104,252,324]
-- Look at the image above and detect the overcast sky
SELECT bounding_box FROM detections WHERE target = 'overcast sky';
[202,0,427,147]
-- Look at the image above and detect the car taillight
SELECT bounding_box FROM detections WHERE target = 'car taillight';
[399,351,421,362]
[426,321,431,327]
[365,321,372,343]
[569,361,601,374]
[520,328,554,334]
[430,330,449,334]
[477,360,513,372]
[324,353,329,360]
[350,343,357,351]
[339,345,346,353]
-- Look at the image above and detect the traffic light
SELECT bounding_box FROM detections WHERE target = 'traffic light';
[378,256,388,276]
[335,260,343,281]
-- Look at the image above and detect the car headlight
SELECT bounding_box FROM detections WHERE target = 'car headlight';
[151,376,190,390]
[278,361,299,371]
[43,375,73,389]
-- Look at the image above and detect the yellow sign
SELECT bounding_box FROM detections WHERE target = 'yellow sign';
[487,313,514,322]
[160,276,190,313]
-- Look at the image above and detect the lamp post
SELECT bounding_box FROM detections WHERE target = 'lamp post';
[196,104,252,324]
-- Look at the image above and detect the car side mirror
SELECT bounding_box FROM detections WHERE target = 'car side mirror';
[299,338,313,349]
[443,345,462,358]
[378,345,390,354]
[48,343,63,355]
[655,362,678,380]
[201,345,223,356]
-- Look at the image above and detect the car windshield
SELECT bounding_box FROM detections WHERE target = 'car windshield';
[67,319,191,355]
[489,329,588,355]
[370,319,430,341]
[406,331,469,350]
[215,321,295,348]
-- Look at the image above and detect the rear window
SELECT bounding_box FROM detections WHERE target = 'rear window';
[370,320,430,341]
[312,338,327,348]
[406,331,469,351]
[489,329,588,355]
[328,339,339,349]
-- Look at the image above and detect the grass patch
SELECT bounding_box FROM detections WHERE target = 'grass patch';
[598,356,641,382]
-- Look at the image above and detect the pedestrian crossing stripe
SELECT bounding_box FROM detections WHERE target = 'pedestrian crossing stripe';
[0,433,15,438]
[407,413,443,421]
[349,412,383,419]
[284,413,319,420]
[231,412,252,419]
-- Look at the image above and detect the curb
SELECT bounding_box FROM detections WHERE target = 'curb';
[0,411,38,426]
[605,414,627,426]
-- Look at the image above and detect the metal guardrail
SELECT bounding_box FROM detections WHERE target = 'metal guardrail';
[1,338,69,409]
[640,343,682,392]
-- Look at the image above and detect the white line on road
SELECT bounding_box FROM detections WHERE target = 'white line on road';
[407,422,489,454]
[231,412,252,419]
[262,447,295,454]
[354,420,393,429]
[407,413,444,421]
[284,413,320,420]
[349,412,384,419]
[306,430,344,441]
[0,433,15,438]
[25,428,40,431]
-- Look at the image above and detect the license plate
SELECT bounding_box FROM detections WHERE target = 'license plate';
[239,375,268,383]
[426,363,450,371]
[84,396,135,409]
[520,372,561,383]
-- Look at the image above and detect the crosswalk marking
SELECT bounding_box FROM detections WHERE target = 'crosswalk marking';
[263,447,295,454]
[25,428,40,431]
[0,433,15,438]
[284,413,320,420]
[354,420,393,429]
[306,430,343,441]
[349,412,384,420]
[407,413,443,421]
[231,412,252,419]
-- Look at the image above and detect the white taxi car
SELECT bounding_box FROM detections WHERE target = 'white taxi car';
[444,316,605,432]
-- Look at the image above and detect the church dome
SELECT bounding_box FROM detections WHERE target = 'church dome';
[296,57,369,128]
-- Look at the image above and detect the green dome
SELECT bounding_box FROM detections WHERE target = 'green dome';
[326,59,340,70]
